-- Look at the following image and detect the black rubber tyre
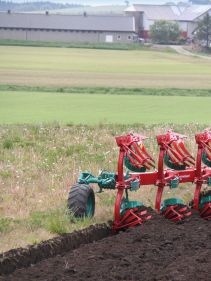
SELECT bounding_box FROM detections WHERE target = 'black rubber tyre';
[67,183,95,218]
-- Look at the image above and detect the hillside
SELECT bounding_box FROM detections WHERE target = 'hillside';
[0,1,193,13]
[0,1,83,12]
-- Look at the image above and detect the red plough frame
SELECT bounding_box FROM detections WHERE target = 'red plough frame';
[113,129,211,232]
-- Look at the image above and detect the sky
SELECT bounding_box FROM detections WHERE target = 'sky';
[11,1,189,5]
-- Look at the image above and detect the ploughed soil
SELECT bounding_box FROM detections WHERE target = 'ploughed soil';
[0,209,210,281]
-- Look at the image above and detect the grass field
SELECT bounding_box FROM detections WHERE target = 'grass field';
[0,124,205,252]
[0,91,211,124]
[0,46,211,88]
[0,45,211,252]
[0,39,150,50]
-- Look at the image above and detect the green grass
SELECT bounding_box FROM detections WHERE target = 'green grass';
[0,39,148,50]
[0,217,14,233]
[28,206,93,235]
[0,91,211,124]
[1,84,211,97]
[0,206,94,236]
[0,46,211,89]
[0,123,207,252]
[1,46,208,74]
[0,44,211,251]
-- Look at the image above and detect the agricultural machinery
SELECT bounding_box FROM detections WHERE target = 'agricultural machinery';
[67,129,211,232]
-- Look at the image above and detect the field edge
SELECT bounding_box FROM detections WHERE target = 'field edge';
[0,223,111,276]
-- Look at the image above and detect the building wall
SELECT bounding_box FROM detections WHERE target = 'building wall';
[141,18,156,39]
[177,21,188,32]
[125,11,143,34]
[0,28,136,43]
[187,22,197,37]
[144,17,154,31]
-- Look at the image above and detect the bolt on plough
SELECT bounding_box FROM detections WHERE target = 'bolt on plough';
[67,129,211,232]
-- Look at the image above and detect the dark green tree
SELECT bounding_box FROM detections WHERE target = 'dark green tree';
[150,20,181,43]
[196,13,211,48]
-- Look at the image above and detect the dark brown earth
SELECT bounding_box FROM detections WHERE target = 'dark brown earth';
[0,209,210,281]
[0,224,110,275]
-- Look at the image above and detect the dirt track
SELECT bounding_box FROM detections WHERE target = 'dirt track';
[171,45,211,60]
[0,209,210,281]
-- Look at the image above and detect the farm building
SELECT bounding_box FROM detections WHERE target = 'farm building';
[0,4,211,43]
[0,12,138,43]
[125,4,211,39]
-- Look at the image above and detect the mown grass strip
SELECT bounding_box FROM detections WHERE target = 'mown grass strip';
[1,46,210,89]
[1,84,211,97]
[0,91,211,124]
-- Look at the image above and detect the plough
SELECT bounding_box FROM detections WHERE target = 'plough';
[67,129,211,232]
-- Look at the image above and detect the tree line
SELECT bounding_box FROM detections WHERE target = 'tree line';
[0,1,83,12]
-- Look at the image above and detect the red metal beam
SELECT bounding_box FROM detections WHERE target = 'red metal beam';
[112,129,211,231]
